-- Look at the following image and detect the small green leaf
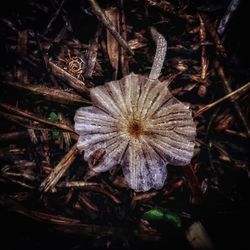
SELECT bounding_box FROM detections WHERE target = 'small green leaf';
[143,209,165,221]
[51,130,60,140]
[163,211,182,228]
[143,209,182,228]
[49,112,58,122]
[49,112,60,140]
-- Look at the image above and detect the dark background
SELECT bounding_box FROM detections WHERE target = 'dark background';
[1,0,250,249]
[1,201,250,249]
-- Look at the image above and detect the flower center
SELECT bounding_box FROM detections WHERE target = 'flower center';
[127,119,144,138]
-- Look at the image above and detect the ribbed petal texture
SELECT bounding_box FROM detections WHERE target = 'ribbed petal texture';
[74,73,196,192]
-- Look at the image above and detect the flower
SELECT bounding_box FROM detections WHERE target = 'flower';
[74,73,196,192]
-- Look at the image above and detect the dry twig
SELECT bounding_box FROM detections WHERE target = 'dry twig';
[5,82,91,105]
[195,81,250,116]
[88,0,134,55]
[0,103,75,133]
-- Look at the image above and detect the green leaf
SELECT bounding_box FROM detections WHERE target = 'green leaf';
[49,112,58,122]
[51,130,60,140]
[163,211,182,228]
[143,209,182,228]
[142,209,165,221]
[49,112,60,140]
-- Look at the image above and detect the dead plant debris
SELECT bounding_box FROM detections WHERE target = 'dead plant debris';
[0,0,249,249]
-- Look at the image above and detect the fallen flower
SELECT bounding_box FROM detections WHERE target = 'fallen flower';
[74,28,196,192]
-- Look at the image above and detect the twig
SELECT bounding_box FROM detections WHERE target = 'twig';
[35,33,59,86]
[199,12,226,56]
[57,181,99,188]
[161,70,185,87]
[132,192,158,202]
[85,26,102,78]
[198,14,208,96]
[119,0,129,76]
[44,0,66,34]
[58,113,72,150]
[0,131,28,142]
[214,59,250,136]
[39,144,79,192]
[214,110,234,131]
[85,185,121,204]
[146,0,175,14]
[131,192,158,208]
[0,178,34,189]
[0,195,128,238]
[0,111,37,130]
[78,193,98,212]
[224,129,248,139]
[1,18,17,32]
[88,0,134,55]
[146,0,195,23]
[49,0,72,32]
[16,30,37,144]
[58,181,121,204]
[1,164,37,189]
[0,110,63,133]
[182,164,203,204]
[0,195,81,224]
[5,81,91,105]
[195,81,250,116]
[27,128,38,144]
[163,179,184,196]
[105,7,120,80]
[0,103,75,133]
[53,26,68,44]
[49,61,89,94]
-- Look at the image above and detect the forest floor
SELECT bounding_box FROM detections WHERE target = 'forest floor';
[0,0,249,249]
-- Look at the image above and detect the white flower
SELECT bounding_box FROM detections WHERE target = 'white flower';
[74,73,196,192]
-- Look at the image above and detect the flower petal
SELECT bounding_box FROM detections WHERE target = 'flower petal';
[90,85,124,118]
[145,130,195,166]
[142,80,173,119]
[151,98,190,120]
[123,73,142,115]
[140,138,168,190]
[150,102,196,140]
[77,132,118,150]
[74,106,117,135]
[144,101,196,166]
[149,104,195,133]
[137,77,157,117]
[154,134,194,161]
[121,138,167,192]
[84,134,130,172]
[106,80,128,115]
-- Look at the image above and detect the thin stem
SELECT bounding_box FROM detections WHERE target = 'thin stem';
[149,27,167,80]
[195,81,250,117]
